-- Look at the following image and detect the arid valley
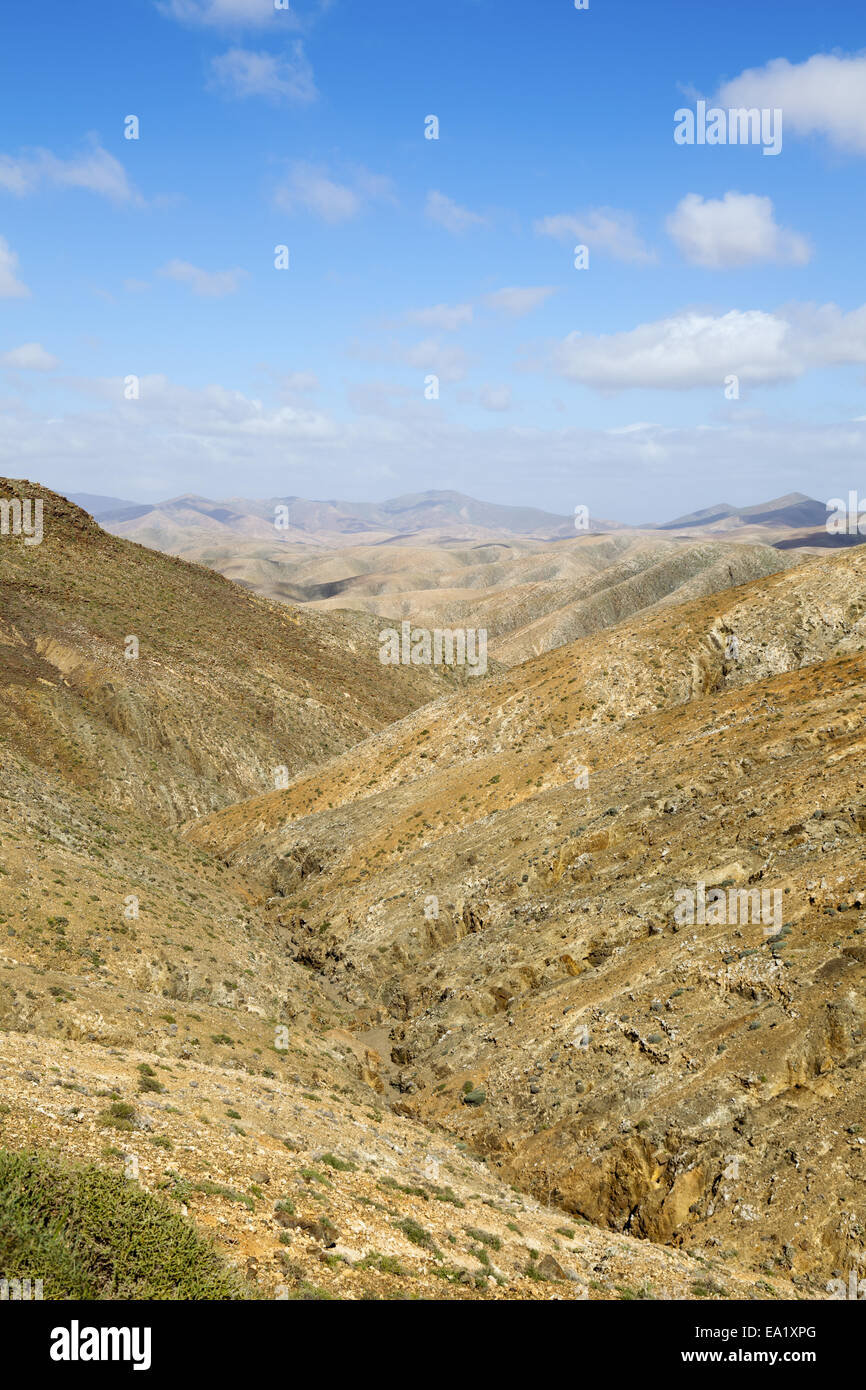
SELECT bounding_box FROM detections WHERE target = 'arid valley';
[2,478,864,1305]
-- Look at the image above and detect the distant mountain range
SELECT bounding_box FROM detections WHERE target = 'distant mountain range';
[67,487,845,547]
[658,492,830,531]
[69,490,596,542]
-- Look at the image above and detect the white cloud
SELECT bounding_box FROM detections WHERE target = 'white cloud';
[534,206,655,264]
[275,162,393,222]
[551,302,866,391]
[0,343,59,370]
[406,303,474,331]
[425,190,486,234]
[157,260,249,297]
[667,192,811,269]
[716,52,866,154]
[209,43,316,103]
[483,286,556,317]
[0,236,30,298]
[10,375,866,521]
[0,141,141,204]
[479,383,512,412]
[73,374,338,439]
[279,166,358,221]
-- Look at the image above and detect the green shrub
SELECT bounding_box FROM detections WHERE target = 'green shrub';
[319,1153,357,1172]
[357,1252,405,1276]
[461,1087,486,1107]
[138,1073,164,1094]
[97,1101,136,1132]
[394,1217,439,1255]
[0,1148,252,1299]
[465,1226,501,1251]
[190,1180,254,1210]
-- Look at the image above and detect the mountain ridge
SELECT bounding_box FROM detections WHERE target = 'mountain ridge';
[70,486,836,541]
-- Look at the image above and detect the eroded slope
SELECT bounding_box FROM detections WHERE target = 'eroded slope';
[190,545,866,1292]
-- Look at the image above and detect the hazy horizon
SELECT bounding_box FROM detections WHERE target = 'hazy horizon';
[57,481,826,530]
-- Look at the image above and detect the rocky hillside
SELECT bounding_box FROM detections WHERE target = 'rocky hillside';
[190,544,866,1293]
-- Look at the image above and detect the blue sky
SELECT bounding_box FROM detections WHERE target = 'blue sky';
[2,0,866,520]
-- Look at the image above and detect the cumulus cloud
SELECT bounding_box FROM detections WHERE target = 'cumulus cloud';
[716,52,866,154]
[157,260,249,297]
[425,191,486,234]
[534,206,655,264]
[406,303,474,331]
[275,162,394,222]
[209,43,316,103]
[551,302,866,391]
[667,192,811,269]
[0,141,142,204]
[483,286,556,317]
[0,343,59,370]
[0,236,30,298]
